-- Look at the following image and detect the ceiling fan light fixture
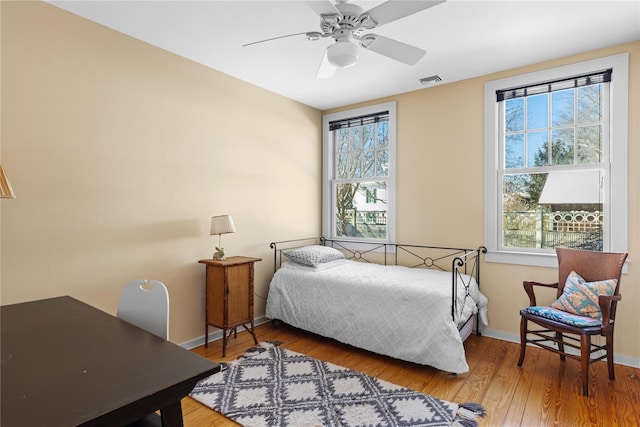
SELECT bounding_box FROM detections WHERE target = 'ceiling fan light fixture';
[327,40,359,68]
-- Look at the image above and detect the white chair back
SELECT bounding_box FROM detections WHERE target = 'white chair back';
[117,279,169,340]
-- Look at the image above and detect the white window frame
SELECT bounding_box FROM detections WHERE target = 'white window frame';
[484,53,628,267]
[322,101,397,244]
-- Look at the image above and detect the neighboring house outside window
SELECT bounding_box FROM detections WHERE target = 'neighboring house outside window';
[484,54,629,267]
[322,102,396,243]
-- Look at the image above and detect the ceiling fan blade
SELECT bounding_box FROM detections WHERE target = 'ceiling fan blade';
[365,0,446,27]
[242,31,313,48]
[360,34,426,65]
[307,1,341,17]
[316,50,337,79]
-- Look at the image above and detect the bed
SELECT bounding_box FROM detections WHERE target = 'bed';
[265,238,488,374]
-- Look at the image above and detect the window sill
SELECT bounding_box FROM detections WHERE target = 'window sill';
[485,250,558,268]
[485,249,629,273]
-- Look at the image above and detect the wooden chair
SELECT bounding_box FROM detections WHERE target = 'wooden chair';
[518,248,627,396]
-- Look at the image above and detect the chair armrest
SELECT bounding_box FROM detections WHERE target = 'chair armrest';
[523,281,559,306]
[599,294,621,333]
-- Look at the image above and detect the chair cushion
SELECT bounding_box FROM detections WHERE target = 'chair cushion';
[523,306,603,327]
[550,271,617,320]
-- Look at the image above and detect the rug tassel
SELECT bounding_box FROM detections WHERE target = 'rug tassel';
[459,402,487,416]
[452,402,486,427]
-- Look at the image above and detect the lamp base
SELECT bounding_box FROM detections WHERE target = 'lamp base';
[213,247,225,261]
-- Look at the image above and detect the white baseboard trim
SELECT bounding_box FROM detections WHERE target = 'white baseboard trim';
[482,328,640,369]
[180,321,639,369]
[180,315,270,350]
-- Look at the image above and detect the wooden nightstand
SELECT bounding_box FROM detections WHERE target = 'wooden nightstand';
[198,256,262,356]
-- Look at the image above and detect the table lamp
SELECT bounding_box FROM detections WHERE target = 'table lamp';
[210,215,236,260]
[0,164,16,199]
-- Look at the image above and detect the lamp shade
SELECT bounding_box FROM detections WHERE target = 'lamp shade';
[0,164,16,199]
[210,215,236,236]
[327,40,359,68]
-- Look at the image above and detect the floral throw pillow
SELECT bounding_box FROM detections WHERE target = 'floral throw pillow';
[550,271,617,319]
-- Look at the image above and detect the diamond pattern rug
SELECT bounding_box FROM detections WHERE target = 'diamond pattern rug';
[190,342,486,427]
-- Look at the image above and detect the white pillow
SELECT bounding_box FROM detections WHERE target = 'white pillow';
[282,245,345,267]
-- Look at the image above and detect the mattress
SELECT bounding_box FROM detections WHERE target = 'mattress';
[266,259,489,374]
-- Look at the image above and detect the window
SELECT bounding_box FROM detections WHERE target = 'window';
[485,54,628,267]
[322,102,396,243]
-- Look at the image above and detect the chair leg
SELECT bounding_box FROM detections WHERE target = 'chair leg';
[606,333,615,380]
[518,316,527,367]
[581,334,591,396]
[556,331,566,361]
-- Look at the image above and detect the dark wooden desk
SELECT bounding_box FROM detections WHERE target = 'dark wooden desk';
[1,296,219,427]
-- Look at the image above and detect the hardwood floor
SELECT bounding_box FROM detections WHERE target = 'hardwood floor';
[183,322,640,426]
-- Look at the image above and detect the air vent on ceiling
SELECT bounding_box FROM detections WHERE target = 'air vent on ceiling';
[419,75,443,86]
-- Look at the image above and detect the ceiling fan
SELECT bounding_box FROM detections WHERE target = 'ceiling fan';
[243,0,446,79]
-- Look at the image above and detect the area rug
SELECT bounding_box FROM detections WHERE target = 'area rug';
[190,341,486,427]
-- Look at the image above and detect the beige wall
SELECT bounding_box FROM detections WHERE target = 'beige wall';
[0,1,322,344]
[2,2,638,363]
[326,41,640,363]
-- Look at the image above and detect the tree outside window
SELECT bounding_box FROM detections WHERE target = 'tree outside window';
[334,118,389,239]
[323,102,396,243]
[500,74,607,251]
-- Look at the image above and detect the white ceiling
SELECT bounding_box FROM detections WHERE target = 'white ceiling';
[47,0,640,110]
